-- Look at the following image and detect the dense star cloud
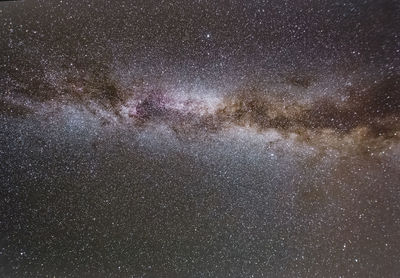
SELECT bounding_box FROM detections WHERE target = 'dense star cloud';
[1,0,400,277]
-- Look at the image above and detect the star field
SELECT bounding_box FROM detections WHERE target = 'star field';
[1,0,400,277]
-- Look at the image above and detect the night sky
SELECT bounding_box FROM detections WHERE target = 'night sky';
[1,0,400,277]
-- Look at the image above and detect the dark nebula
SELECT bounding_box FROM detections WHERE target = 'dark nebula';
[1,0,400,277]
